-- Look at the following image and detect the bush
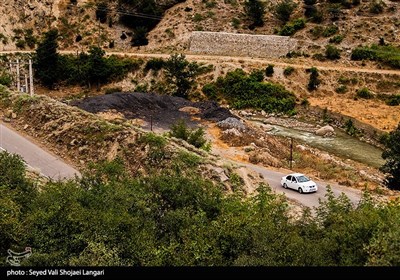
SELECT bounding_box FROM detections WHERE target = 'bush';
[351,47,376,60]
[274,0,297,23]
[329,34,344,44]
[245,0,265,28]
[386,95,400,106]
[356,88,374,99]
[307,67,320,91]
[369,0,385,14]
[169,120,209,150]
[278,18,306,36]
[145,58,165,72]
[202,83,219,100]
[265,64,274,77]
[0,72,12,87]
[283,66,295,76]
[344,119,359,136]
[323,25,339,37]
[335,85,348,94]
[211,68,296,113]
[351,44,400,69]
[325,45,341,60]
[231,17,241,28]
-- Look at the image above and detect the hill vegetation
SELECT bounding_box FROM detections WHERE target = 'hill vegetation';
[1,150,400,266]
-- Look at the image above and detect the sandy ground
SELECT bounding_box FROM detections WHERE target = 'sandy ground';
[309,96,400,132]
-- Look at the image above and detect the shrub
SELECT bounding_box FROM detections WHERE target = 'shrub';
[344,119,359,136]
[386,95,400,106]
[213,68,296,113]
[274,0,297,23]
[265,64,274,77]
[351,44,400,69]
[193,13,204,22]
[356,88,374,99]
[231,17,241,29]
[145,58,165,72]
[329,34,344,44]
[369,0,385,14]
[0,72,12,87]
[245,0,265,28]
[301,98,310,106]
[323,25,339,37]
[325,44,341,60]
[307,67,320,91]
[169,120,209,150]
[202,83,219,100]
[283,66,295,76]
[335,85,348,94]
[15,39,25,49]
[205,1,217,8]
[351,47,376,60]
[278,18,306,36]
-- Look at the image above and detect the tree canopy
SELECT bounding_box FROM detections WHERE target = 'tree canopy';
[2,149,400,266]
[380,123,400,190]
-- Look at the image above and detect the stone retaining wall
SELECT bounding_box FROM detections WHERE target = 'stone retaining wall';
[189,31,297,58]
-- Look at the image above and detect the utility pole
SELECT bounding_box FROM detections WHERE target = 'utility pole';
[16,59,20,92]
[28,59,34,96]
[9,62,13,89]
[289,137,293,169]
[24,74,28,93]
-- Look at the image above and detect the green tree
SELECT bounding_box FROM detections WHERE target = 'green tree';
[380,123,400,190]
[87,46,109,89]
[244,0,265,28]
[164,54,201,98]
[274,0,297,24]
[265,64,274,77]
[307,67,320,91]
[34,29,60,89]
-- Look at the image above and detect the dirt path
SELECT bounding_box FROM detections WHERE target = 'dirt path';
[1,50,399,75]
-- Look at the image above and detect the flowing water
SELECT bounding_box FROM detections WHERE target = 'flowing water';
[263,123,385,168]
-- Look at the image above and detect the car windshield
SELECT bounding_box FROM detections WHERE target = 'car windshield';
[296,175,310,183]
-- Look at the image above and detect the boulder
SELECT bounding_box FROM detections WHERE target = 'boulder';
[217,117,246,132]
[315,125,334,136]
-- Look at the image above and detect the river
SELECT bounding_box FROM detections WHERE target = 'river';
[263,123,385,168]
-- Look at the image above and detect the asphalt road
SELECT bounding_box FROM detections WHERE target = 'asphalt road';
[242,163,362,209]
[0,123,80,180]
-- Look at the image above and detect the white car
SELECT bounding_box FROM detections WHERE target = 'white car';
[280,173,318,194]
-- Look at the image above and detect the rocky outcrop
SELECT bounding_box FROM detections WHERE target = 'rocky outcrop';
[315,125,335,137]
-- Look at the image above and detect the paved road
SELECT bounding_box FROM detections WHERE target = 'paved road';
[0,123,80,180]
[242,163,362,209]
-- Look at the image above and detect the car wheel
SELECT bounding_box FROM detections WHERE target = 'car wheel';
[298,188,303,194]
[283,183,288,189]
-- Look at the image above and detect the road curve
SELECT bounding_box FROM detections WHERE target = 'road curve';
[0,122,80,180]
[241,162,362,209]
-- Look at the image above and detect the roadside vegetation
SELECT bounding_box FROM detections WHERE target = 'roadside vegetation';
[1,150,400,266]
[202,68,296,114]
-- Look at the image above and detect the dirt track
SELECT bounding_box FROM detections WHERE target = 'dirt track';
[2,50,399,75]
